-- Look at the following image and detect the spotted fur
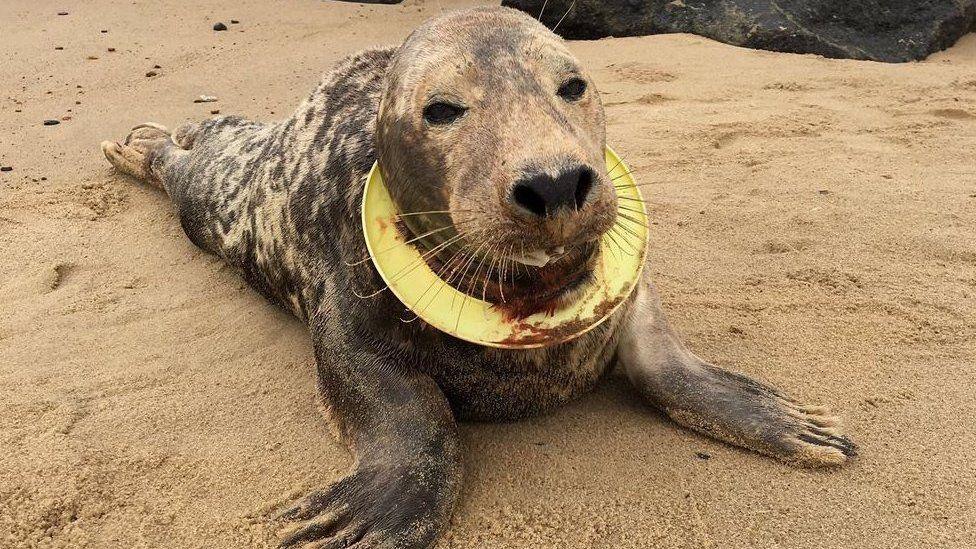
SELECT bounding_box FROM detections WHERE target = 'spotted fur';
[101,7,854,548]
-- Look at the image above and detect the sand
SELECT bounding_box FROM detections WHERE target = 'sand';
[1,0,975,547]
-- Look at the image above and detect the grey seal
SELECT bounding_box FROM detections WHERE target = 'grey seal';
[101,6,854,548]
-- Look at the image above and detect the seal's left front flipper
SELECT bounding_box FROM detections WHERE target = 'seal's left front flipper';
[274,315,463,548]
[618,280,856,467]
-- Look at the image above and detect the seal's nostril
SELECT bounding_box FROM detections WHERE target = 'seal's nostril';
[513,183,547,217]
[511,164,595,217]
[574,167,594,210]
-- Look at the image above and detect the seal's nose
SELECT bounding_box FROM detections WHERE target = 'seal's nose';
[511,165,595,217]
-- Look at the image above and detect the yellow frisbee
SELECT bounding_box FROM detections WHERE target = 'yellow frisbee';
[361,146,648,349]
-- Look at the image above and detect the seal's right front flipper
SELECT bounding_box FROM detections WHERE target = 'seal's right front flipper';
[274,316,463,549]
[618,279,856,467]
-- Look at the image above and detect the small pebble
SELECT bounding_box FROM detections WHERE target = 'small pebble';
[194,95,218,103]
[210,109,220,115]
[213,22,228,31]
[57,11,68,16]
[817,189,831,195]
[145,70,158,77]
[87,55,99,60]
[107,47,116,52]
[43,119,60,126]
[153,64,161,69]
[55,46,64,50]
[100,30,108,33]
[230,19,240,24]
[0,166,13,172]
[695,452,711,460]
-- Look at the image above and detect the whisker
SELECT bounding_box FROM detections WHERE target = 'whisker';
[456,242,495,331]
[538,0,549,21]
[353,232,466,299]
[400,242,473,323]
[453,241,489,330]
[616,203,647,215]
[451,241,486,311]
[601,234,619,261]
[614,180,658,189]
[609,226,638,254]
[516,241,528,277]
[481,243,502,302]
[610,167,645,183]
[344,224,455,267]
[604,229,632,256]
[408,239,482,322]
[498,242,514,303]
[551,0,577,33]
[613,219,643,242]
[605,156,624,177]
[615,195,647,203]
[395,209,472,219]
[616,210,649,229]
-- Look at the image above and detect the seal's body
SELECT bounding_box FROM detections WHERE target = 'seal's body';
[102,7,854,548]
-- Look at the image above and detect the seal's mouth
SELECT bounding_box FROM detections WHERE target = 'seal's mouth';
[416,233,601,319]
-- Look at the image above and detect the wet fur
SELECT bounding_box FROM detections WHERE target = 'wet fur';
[101,7,854,548]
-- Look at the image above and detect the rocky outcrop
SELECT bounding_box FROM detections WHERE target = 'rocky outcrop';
[503,0,976,62]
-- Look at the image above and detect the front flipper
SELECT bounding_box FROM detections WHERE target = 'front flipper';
[275,317,462,548]
[619,280,856,466]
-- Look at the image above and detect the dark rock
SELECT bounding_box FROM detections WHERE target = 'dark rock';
[43,120,60,126]
[0,166,13,172]
[231,19,240,24]
[695,451,711,460]
[213,22,228,31]
[57,11,68,16]
[146,70,158,77]
[503,0,976,62]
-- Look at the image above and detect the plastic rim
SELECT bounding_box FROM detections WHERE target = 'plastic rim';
[361,146,648,349]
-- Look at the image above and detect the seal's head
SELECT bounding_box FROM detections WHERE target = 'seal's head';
[376,7,617,316]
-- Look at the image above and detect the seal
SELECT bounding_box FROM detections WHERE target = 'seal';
[101,7,855,548]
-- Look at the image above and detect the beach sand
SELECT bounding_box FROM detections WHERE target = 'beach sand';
[1,1,974,547]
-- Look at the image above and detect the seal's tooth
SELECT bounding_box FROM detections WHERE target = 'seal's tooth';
[509,250,550,267]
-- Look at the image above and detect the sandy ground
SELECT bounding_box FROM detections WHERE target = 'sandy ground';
[2,0,975,547]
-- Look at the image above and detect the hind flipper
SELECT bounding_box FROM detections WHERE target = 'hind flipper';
[101,123,176,189]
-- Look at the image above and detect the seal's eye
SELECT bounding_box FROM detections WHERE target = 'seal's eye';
[423,102,466,125]
[557,78,587,101]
